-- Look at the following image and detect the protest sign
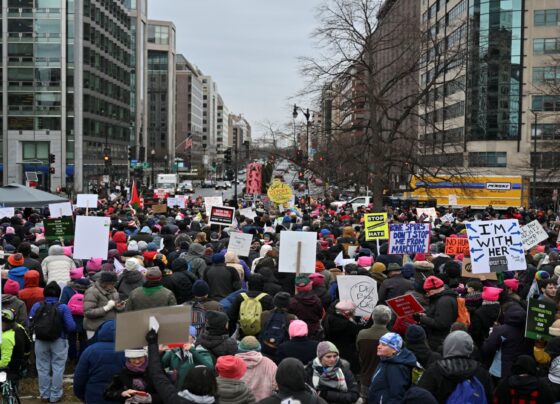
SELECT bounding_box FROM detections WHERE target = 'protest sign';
[204,196,223,216]
[337,275,378,317]
[73,216,110,260]
[48,202,73,218]
[525,298,556,340]
[441,213,455,223]
[334,251,356,268]
[448,195,458,206]
[115,305,191,350]
[386,294,424,318]
[114,259,125,275]
[0,208,15,219]
[521,220,549,251]
[445,237,470,256]
[416,208,437,222]
[461,258,497,280]
[167,197,185,209]
[279,231,317,274]
[227,232,253,257]
[348,245,358,257]
[239,208,257,220]
[267,180,293,204]
[465,219,526,273]
[209,206,235,226]
[388,223,430,254]
[76,194,98,208]
[155,189,166,200]
[364,213,388,240]
[44,217,74,242]
[152,204,167,214]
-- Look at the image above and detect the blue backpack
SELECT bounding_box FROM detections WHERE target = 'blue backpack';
[446,377,487,404]
[260,311,289,350]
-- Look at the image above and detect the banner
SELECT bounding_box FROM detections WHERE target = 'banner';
[73,216,110,260]
[246,162,262,195]
[337,275,378,317]
[465,219,526,274]
[48,202,73,218]
[461,258,497,280]
[388,223,430,254]
[525,298,556,341]
[278,231,317,274]
[364,213,388,240]
[44,217,74,242]
[386,294,424,318]
[445,237,470,256]
[76,194,98,208]
[227,232,253,257]
[209,206,235,226]
[521,220,549,251]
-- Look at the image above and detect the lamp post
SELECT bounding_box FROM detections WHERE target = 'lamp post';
[530,110,538,208]
[150,149,155,188]
[164,155,169,174]
[293,104,312,202]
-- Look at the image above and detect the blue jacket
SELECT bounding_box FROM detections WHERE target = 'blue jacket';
[29,297,76,339]
[73,320,125,404]
[8,266,28,289]
[368,348,416,404]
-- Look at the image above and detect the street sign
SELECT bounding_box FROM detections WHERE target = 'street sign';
[364,213,388,240]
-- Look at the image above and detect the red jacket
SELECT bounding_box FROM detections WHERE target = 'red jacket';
[18,270,44,312]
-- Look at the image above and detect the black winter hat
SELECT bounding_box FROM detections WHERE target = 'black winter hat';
[273,292,290,309]
[100,271,118,284]
[171,257,187,272]
[205,310,228,334]
[405,324,427,344]
[44,281,61,298]
[443,261,461,278]
[192,280,209,297]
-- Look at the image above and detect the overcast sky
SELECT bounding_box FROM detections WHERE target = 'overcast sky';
[149,1,322,139]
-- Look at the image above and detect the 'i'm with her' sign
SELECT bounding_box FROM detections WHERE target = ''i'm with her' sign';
[388,223,431,254]
[465,219,526,274]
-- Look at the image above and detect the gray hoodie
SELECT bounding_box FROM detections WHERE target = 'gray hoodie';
[442,330,474,358]
[182,243,207,279]
[216,377,256,404]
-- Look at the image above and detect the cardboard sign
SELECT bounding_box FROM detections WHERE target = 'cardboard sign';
[152,204,167,214]
[364,213,388,240]
[445,237,470,256]
[246,162,262,195]
[44,217,74,242]
[278,231,317,274]
[115,305,191,351]
[461,258,497,280]
[48,202,73,218]
[267,180,293,204]
[388,223,430,254]
[227,232,253,257]
[465,219,526,274]
[167,197,185,209]
[204,196,223,216]
[0,208,15,219]
[417,208,437,222]
[521,220,549,251]
[73,216,110,260]
[386,294,424,318]
[209,206,235,226]
[337,275,378,317]
[76,194,98,208]
[525,298,556,340]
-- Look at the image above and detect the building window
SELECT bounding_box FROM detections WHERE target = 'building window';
[22,141,49,161]
[468,152,507,168]
[531,123,560,140]
[532,95,560,112]
[533,38,560,55]
[533,67,560,85]
[531,152,560,169]
[534,9,560,26]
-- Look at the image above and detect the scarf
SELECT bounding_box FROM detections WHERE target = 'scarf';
[177,390,215,403]
[143,281,163,296]
[549,356,560,384]
[126,360,148,391]
[311,357,348,392]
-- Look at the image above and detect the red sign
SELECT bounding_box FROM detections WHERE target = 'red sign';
[445,237,470,256]
[246,163,262,195]
[386,294,424,318]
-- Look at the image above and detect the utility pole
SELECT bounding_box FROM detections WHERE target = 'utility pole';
[233,128,238,207]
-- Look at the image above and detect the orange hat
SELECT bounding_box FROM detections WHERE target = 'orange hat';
[7,253,24,267]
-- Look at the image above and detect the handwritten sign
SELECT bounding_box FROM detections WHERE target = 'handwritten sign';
[364,213,388,240]
[386,294,424,318]
[337,275,378,317]
[227,232,253,257]
[167,197,185,209]
[448,195,457,206]
[204,196,223,216]
[465,219,526,274]
[388,223,430,254]
[461,258,497,280]
[267,180,293,204]
[0,208,15,219]
[521,220,549,251]
[246,162,262,195]
[525,298,556,340]
[48,202,73,218]
[152,204,167,214]
[278,231,317,274]
[417,208,437,222]
[445,237,470,256]
[441,213,455,223]
[76,194,98,208]
[209,206,235,226]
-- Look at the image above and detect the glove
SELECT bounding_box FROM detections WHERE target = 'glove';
[103,300,116,312]
[146,329,158,345]
[412,313,421,322]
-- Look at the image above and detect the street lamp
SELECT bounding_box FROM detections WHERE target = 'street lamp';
[151,149,155,188]
[164,155,169,174]
[293,104,312,202]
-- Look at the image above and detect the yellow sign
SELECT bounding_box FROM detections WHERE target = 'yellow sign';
[364,213,388,240]
[267,180,293,204]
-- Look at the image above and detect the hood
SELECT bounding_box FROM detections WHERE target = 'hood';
[260,245,272,258]
[122,269,144,283]
[235,351,263,368]
[113,231,127,243]
[23,270,40,287]
[217,378,249,398]
[507,375,538,394]
[443,331,474,358]
[436,357,479,381]
[431,288,458,301]
[198,333,231,349]
[295,293,320,306]
[275,357,306,392]
[96,320,116,342]
[2,295,17,304]
[383,348,417,367]
[503,303,527,327]
[48,245,64,256]
[9,266,28,276]
[224,251,239,264]
[188,243,205,257]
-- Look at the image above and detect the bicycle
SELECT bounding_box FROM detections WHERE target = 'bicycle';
[0,372,20,404]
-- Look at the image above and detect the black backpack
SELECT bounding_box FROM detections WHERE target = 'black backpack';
[32,302,62,341]
[260,311,289,350]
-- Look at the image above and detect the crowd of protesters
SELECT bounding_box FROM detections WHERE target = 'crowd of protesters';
[1,197,560,403]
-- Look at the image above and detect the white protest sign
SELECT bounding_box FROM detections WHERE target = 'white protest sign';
[334,251,356,268]
[337,275,378,317]
[73,216,110,260]
[448,195,457,206]
[441,213,455,223]
[227,232,253,257]
[167,197,185,209]
[239,208,257,220]
[48,202,73,218]
[204,196,223,216]
[114,259,125,275]
[465,219,526,274]
[388,223,431,254]
[348,246,358,257]
[76,194,98,208]
[0,208,15,219]
[279,231,317,273]
[416,208,437,222]
[521,220,549,251]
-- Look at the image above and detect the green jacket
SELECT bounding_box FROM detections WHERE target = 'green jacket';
[0,329,15,369]
[161,345,214,388]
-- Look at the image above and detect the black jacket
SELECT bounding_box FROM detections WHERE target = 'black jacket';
[104,367,160,403]
[162,271,197,304]
[203,263,242,300]
[406,341,441,369]
[323,311,361,374]
[469,302,500,348]
[377,275,413,305]
[304,359,359,404]
[276,337,319,366]
[419,289,458,351]
[196,333,238,359]
[494,374,555,403]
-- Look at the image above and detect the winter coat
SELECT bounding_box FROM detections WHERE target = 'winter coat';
[112,231,128,255]
[8,266,28,289]
[183,244,207,279]
[17,270,43,312]
[2,295,28,326]
[116,269,145,300]
[418,289,458,351]
[74,320,126,404]
[482,304,533,379]
[162,270,197,304]
[405,341,441,370]
[217,377,256,404]
[304,358,360,404]
[356,324,389,387]
[288,292,324,337]
[276,336,319,366]
[161,345,214,389]
[41,245,76,285]
[470,302,501,347]
[368,348,417,404]
[203,264,242,301]
[312,286,331,309]
[323,311,360,374]
[196,331,238,359]
[125,283,177,311]
[29,296,76,339]
[418,356,493,403]
[230,291,274,329]
[494,374,555,403]
[236,351,277,401]
[103,365,160,403]
[377,275,413,305]
[83,281,120,332]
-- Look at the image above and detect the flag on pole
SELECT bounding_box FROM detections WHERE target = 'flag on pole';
[129,180,142,210]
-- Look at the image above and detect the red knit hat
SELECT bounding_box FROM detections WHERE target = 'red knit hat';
[7,253,24,267]
[215,355,247,379]
[504,278,519,292]
[482,286,502,301]
[423,275,444,291]
[3,279,20,296]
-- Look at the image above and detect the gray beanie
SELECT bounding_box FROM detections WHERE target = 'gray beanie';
[443,330,474,358]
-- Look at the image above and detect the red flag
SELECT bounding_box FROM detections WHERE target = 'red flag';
[130,180,142,209]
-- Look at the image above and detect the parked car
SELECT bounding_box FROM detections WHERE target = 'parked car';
[224,181,232,189]
[215,181,227,190]
[179,180,194,193]
[201,180,214,188]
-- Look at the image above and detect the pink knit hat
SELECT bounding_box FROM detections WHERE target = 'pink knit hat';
[308,272,325,287]
[63,246,73,257]
[289,320,308,338]
[482,286,502,301]
[335,300,356,312]
[357,256,373,267]
[3,279,20,296]
[70,267,84,280]
[504,279,519,292]
[536,245,546,253]
[86,258,103,273]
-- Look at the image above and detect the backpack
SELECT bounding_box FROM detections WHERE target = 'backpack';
[446,377,487,404]
[191,302,207,334]
[260,311,289,350]
[456,297,471,327]
[15,323,33,376]
[509,388,539,404]
[32,302,62,341]
[239,292,266,335]
[411,361,424,384]
[68,290,84,316]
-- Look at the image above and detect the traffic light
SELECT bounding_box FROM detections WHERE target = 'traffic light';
[103,148,111,166]
[48,153,55,164]
[49,167,55,174]
[295,150,303,164]
[127,146,133,161]
[298,170,305,180]
[224,148,232,164]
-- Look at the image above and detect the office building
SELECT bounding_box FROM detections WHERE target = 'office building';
[201,75,217,166]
